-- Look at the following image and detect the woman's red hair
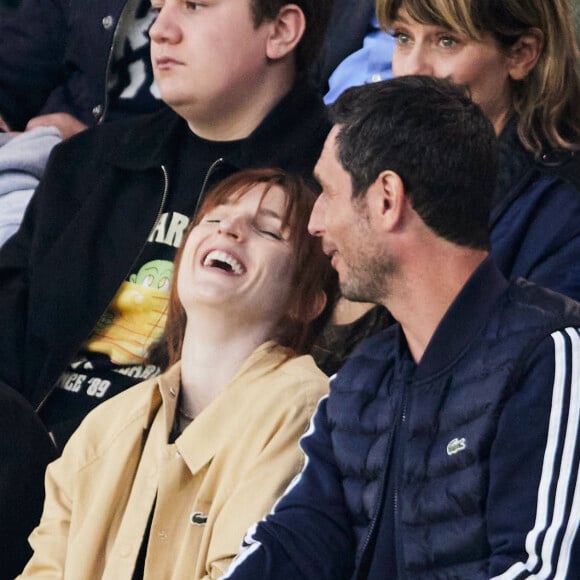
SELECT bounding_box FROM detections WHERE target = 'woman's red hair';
[148,168,337,370]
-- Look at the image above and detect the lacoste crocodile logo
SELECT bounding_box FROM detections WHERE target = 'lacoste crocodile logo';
[189,512,208,526]
[446,437,467,456]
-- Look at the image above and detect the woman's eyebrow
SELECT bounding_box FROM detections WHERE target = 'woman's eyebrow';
[257,207,283,220]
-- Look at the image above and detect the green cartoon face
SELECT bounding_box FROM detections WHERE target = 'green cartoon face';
[130,260,174,292]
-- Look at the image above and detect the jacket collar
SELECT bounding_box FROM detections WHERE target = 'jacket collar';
[490,118,580,226]
[489,118,536,227]
[412,256,509,381]
[153,342,293,476]
[104,78,327,172]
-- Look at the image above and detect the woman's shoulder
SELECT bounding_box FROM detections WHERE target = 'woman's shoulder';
[273,353,329,396]
[64,374,164,458]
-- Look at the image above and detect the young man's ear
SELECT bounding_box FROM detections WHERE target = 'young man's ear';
[265,4,306,61]
[366,170,407,232]
[506,29,543,81]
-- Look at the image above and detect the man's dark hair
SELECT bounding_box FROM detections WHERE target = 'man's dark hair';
[330,75,497,250]
[251,0,333,72]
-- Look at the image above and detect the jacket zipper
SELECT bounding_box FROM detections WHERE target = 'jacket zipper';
[355,391,401,578]
[193,158,225,217]
[354,381,408,579]
[35,165,169,413]
[120,164,169,279]
[99,3,130,124]
[394,389,409,578]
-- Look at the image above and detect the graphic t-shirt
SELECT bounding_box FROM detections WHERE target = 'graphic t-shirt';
[39,126,244,447]
[106,0,161,120]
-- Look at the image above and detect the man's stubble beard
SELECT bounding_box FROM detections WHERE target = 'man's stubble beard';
[339,207,397,305]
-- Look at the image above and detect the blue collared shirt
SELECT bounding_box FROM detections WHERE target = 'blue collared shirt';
[324,16,395,104]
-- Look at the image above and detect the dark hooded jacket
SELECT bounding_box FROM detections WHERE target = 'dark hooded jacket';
[0,80,330,409]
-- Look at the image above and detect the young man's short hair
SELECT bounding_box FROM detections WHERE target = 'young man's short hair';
[251,0,334,71]
[330,75,497,250]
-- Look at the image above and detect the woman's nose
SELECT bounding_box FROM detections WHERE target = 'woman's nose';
[218,216,247,240]
[393,46,434,77]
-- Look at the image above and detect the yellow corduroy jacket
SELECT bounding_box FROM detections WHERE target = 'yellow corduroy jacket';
[18,342,328,580]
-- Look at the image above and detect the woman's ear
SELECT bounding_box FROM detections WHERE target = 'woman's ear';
[506,29,543,81]
[305,290,328,322]
[287,289,328,323]
[265,4,306,61]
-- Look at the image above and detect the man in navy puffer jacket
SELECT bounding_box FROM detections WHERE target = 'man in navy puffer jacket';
[223,76,580,579]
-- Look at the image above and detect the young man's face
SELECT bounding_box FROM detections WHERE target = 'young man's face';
[149,0,273,125]
[309,126,394,305]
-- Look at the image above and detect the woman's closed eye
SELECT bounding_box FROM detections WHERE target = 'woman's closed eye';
[250,218,283,240]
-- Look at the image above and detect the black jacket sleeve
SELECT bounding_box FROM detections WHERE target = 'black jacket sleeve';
[0,380,57,578]
[0,0,68,129]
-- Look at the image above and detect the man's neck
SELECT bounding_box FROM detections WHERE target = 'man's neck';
[184,67,296,141]
[387,248,489,364]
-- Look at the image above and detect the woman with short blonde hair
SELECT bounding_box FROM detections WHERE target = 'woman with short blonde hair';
[376,0,580,300]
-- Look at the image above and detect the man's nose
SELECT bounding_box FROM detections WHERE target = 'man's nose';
[149,3,182,44]
[308,195,326,237]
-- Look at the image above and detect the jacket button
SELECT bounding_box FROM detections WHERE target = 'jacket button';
[92,105,103,118]
[102,15,114,29]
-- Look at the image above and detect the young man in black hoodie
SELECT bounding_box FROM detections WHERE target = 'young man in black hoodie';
[0,0,333,450]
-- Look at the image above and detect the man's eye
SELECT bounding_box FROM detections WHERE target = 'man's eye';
[185,1,203,10]
[149,0,163,14]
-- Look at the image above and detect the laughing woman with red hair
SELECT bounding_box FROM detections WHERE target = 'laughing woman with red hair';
[18,168,336,580]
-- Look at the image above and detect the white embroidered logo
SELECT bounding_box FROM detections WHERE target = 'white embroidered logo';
[446,437,467,456]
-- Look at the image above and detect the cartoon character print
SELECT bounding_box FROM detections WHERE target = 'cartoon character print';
[86,260,175,364]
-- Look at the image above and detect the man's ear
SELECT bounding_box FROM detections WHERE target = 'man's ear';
[265,4,306,61]
[506,29,543,81]
[366,170,407,232]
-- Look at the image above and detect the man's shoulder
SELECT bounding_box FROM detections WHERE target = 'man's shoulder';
[475,280,580,369]
[244,80,330,176]
[69,106,171,137]
[51,106,179,162]
[506,279,580,327]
